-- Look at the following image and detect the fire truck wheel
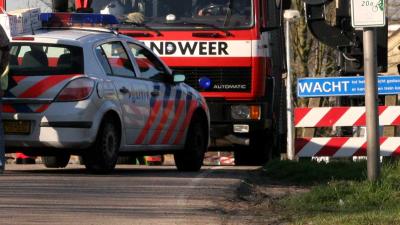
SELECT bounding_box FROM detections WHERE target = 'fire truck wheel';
[174,117,206,172]
[83,118,120,173]
[42,154,70,168]
[234,130,272,166]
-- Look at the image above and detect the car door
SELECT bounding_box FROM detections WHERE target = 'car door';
[127,42,187,146]
[95,41,150,145]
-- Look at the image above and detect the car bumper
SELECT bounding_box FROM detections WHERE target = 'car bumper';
[3,100,100,149]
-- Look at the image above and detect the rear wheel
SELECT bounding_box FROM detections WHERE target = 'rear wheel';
[174,117,207,171]
[83,119,120,173]
[42,154,70,168]
[234,130,272,166]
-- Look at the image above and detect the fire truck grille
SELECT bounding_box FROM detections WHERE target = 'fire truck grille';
[172,67,252,92]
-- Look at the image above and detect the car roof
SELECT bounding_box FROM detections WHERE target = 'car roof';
[11,28,133,46]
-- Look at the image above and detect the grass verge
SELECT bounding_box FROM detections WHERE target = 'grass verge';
[263,160,400,225]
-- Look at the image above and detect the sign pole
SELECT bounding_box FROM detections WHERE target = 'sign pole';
[285,18,294,160]
[363,27,380,181]
[284,10,300,160]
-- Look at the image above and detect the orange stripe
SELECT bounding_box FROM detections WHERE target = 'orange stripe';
[19,75,72,98]
[161,100,185,144]
[35,104,50,113]
[173,100,198,145]
[135,100,162,144]
[149,100,175,144]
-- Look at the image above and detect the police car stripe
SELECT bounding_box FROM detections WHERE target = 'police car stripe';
[9,76,46,97]
[161,99,185,144]
[149,86,174,144]
[19,75,72,98]
[173,99,199,145]
[34,104,50,113]
[3,104,17,113]
[135,85,162,144]
[13,76,28,83]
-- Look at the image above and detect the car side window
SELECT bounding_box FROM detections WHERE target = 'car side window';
[127,43,168,81]
[96,42,136,77]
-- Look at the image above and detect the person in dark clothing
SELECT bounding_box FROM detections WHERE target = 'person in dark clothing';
[0,24,10,173]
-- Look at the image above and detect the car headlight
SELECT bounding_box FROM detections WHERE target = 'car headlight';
[231,105,261,120]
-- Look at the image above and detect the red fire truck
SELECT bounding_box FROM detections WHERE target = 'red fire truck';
[1,0,289,165]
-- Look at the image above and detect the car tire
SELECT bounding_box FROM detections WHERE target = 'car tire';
[83,118,120,173]
[234,130,272,166]
[174,116,206,172]
[42,154,70,168]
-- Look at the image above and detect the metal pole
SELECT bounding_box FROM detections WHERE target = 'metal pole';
[363,27,380,181]
[285,19,295,160]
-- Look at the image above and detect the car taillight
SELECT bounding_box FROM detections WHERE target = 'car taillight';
[55,78,95,102]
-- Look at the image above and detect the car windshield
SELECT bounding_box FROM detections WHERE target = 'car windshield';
[92,0,253,29]
[9,43,84,76]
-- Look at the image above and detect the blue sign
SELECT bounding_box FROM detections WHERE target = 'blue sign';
[297,75,400,97]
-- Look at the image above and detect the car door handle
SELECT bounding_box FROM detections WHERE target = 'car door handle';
[119,87,130,94]
[151,91,160,97]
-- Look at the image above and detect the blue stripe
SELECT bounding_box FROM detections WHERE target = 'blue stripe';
[174,90,182,112]
[11,104,34,113]
[163,85,171,108]
[150,84,160,107]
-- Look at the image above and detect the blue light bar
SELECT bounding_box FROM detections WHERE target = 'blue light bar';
[40,13,119,27]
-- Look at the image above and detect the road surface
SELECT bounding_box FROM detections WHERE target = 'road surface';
[0,164,261,225]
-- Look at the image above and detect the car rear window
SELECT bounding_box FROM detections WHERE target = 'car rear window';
[9,43,84,76]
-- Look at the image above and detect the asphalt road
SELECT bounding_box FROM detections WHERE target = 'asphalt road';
[0,164,259,225]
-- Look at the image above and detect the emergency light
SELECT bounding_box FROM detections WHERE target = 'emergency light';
[40,13,119,28]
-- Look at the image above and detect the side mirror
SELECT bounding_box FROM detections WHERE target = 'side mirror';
[173,74,185,83]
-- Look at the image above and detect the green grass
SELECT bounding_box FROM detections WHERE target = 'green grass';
[263,160,400,225]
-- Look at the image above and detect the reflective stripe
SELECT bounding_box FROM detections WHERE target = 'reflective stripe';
[19,75,71,98]
[149,85,173,144]
[135,85,162,144]
[173,99,198,145]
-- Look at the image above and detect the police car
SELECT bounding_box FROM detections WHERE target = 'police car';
[3,13,209,173]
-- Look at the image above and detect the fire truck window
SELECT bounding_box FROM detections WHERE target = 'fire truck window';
[93,0,253,28]
[128,43,168,82]
[98,42,136,77]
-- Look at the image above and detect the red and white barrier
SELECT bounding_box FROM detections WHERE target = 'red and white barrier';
[295,106,400,128]
[294,106,400,157]
[296,137,400,157]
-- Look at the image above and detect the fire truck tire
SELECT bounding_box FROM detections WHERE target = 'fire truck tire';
[174,117,206,172]
[83,118,120,173]
[42,154,70,168]
[234,130,272,166]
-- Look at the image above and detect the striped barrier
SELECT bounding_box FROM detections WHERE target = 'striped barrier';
[294,106,400,157]
[295,106,400,127]
[296,137,400,157]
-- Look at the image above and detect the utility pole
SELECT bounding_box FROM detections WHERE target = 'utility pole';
[283,10,300,160]
[364,27,380,181]
[351,0,385,181]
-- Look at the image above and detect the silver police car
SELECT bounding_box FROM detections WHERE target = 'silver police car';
[4,23,209,173]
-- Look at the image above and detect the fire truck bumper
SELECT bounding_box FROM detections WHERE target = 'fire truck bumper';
[206,98,273,147]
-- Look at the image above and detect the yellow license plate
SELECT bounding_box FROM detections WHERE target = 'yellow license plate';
[3,120,31,134]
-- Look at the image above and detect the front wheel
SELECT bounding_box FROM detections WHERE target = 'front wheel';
[234,130,272,166]
[83,119,120,173]
[42,154,70,168]
[174,117,207,171]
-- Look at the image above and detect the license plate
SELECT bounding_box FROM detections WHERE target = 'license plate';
[3,120,31,134]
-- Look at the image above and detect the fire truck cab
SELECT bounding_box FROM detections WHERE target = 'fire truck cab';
[0,0,290,165]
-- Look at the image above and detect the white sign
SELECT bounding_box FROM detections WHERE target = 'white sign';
[351,0,386,28]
